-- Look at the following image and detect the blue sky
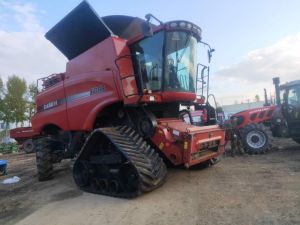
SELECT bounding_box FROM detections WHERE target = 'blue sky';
[1,0,300,104]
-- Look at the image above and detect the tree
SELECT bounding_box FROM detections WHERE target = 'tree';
[26,82,38,124]
[0,77,5,121]
[3,75,27,126]
[254,94,260,102]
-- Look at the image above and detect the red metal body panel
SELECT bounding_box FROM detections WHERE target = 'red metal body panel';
[161,92,196,102]
[232,105,278,129]
[9,127,39,142]
[32,79,69,132]
[151,119,225,167]
[137,92,196,104]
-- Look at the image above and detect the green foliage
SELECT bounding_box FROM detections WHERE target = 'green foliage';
[0,77,5,121]
[0,75,38,127]
[254,94,260,102]
[26,82,38,123]
[2,75,27,125]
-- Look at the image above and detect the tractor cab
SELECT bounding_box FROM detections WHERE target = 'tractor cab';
[273,77,300,142]
[280,80,300,140]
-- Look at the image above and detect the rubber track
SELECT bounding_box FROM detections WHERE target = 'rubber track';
[76,126,167,198]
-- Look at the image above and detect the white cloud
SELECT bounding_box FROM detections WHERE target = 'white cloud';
[0,1,66,83]
[213,33,300,105]
[1,1,43,32]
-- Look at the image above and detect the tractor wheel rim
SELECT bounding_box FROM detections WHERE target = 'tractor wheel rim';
[246,130,266,149]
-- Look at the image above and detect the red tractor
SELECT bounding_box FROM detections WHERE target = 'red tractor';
[227,77,300,154]
[31,1,225,198]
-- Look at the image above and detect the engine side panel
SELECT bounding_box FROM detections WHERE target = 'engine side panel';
[32,81,69,133]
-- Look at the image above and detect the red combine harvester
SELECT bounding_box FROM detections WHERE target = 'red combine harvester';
[226,77,300,154]
[28,1,225,198]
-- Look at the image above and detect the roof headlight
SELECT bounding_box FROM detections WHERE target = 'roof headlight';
[170,22,178,28]
[186,23,192,29]
[192,25,198,31]
[179,21,186,28]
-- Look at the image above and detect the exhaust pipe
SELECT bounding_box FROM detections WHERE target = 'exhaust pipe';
[263,88,269,106]
[273,77,281,106]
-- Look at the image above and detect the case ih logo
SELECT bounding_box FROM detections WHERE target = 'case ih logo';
[43,100,58,110]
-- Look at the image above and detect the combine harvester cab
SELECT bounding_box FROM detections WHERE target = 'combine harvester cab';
[31,1,225,198]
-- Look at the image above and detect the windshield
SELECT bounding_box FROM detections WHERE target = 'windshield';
[130,31,197,93]
[287,86,300,106]
[164,32,197,92]
[131,31,164,91]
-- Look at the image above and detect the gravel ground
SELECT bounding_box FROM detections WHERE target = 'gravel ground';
[0,138,299,225]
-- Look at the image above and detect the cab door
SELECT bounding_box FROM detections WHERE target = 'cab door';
[285,86,300,138]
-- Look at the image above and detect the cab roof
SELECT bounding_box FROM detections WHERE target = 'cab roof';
[280,80,300,89]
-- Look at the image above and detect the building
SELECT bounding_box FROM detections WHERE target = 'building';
[222,101,265,118]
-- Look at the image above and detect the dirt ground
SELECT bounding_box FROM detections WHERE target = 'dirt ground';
[0,138,299,225]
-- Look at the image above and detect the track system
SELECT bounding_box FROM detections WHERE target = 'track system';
[73,126,167,198]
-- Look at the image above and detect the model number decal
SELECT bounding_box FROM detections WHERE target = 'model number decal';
[90,85,106,95]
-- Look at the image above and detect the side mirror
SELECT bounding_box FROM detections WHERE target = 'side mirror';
[207,49,215,63]
[142,23,153,37]
[143,14,154,37]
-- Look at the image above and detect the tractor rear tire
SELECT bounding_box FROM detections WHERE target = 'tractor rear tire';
[292,138,300,145]
[240,123,269,154]
[36,137,53,181]
[23,139,35,154]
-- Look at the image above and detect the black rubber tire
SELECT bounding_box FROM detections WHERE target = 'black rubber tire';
[240,123,269,154]
[23,139,35,154]
[292,138,300,145]
[36,137,53,181]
